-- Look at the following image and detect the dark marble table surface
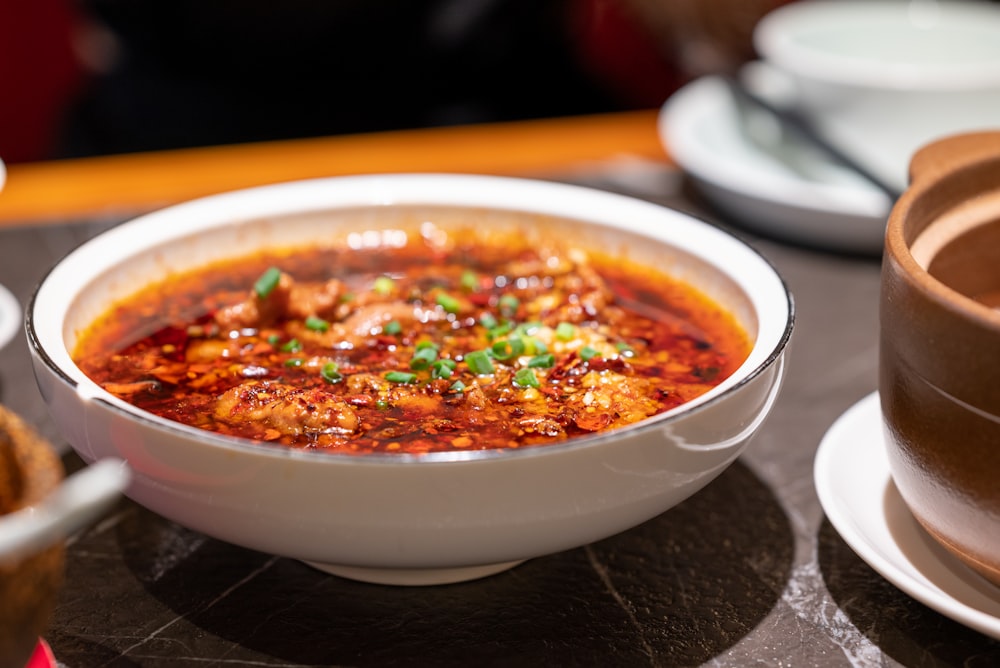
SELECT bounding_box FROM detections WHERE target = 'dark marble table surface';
[2,166,998,667]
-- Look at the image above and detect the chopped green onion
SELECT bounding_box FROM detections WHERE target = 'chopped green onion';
[579,345,599,361]
[280,338,302,353]
[487,321,512,341]
[340,292,355,302]
[385,371,417,384]
[415,340,439,351]
[376,399,389,410]
[436,292,461,314]
[431,359,456,379]
[410,346,438,370]
[513,368,540,388]
[555,322,575,341]
[479,312,499,330]
[284,358,304,368]
[515,321,542,336]
[383,320,402,335]
[254,267,282,298]
[305,315,330,332]
[526,337,547,355]
[460,270,478,292]
[491,336,526,361]
[266,334,281,345]
[527,353,555,368]
[449,380,466,393]
[373,276,395,295]
[616,342,636,358]
[498,294,519,317]
[465,350,495,375]
[321,362,343,383]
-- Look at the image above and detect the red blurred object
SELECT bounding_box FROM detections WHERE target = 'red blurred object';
[569,0,684,108]
[0,0,85,163]
[24,639,56,668]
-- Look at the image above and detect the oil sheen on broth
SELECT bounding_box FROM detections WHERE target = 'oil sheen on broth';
[73,224,751,455]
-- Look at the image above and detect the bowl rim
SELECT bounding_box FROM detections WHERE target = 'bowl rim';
[27,173,794,464]
[754,0,1000,91]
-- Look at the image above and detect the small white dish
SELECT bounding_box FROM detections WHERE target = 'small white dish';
[0,283,20,351]
[754,0,1000,193]
[659,75,891,255]
[815,392,1000,640]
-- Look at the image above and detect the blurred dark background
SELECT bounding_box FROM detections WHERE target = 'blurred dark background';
[0,0,784,163]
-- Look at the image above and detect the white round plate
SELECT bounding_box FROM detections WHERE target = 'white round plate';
[0,283,20,351]
[659,75,892,255]
[815,392,1000,639]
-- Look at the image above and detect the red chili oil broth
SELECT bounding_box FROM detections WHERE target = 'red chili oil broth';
[72,225,751,455]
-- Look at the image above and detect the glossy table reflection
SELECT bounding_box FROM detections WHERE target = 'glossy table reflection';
[1,111,998,666]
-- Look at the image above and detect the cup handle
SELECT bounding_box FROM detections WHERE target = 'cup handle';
[908,131,1000,184]
[0,458,130,564]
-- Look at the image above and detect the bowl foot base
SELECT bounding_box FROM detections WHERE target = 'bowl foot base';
[302,559,525,586]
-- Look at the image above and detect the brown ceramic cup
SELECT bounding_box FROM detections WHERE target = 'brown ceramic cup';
[880,130,1000,587]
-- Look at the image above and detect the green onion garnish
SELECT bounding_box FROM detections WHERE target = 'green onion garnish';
[431,359,457,379]
[410,346,438,370]
[491,336,526,361]
[479,312,499,330]
[513,368,540,388]
[385,371,417,384]
[616,342,636,358]
[436,293,461,314]
[266,334,281,345]
[498,294,519,317]
[555,322,575,341]
[460,270,478,292]
[515,321,542,336]
[383,320,402,335]
[321,362,343,383]
[254,267,281,298]
[579,345,599,361]
[465,350,495,375]
[373,276,395,295]
[487,321,512,341]
[527,353,555,368]
[449,380,467,393]
[280,338,302,353]
[284,358,304,368]
[526,337,547,355]
[305,315,330,332]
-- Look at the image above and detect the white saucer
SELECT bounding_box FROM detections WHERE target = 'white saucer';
[0,283,20,351]
[659,75,892,255]
[815,392,1000,639]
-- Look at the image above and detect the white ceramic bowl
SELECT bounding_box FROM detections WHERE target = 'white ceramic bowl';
[27,174,793,585]
[753,0,1000,193]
